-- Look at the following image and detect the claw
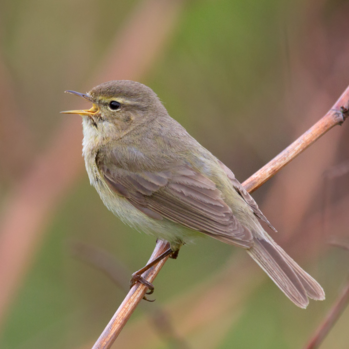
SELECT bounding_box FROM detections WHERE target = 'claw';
[143,296,156,302]
[130,274,155,300]
[129,245,177,302]
[146,288,154,295]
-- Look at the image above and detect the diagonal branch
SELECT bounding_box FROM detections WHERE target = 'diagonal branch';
[243,93,349,193]
[71,241,190,348]
[92,87,349,349]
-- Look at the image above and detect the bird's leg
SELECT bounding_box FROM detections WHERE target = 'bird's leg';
[169,249,180,259]
[130,247,174,300]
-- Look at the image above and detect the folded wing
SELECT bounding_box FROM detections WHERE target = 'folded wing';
[97,155,253,248]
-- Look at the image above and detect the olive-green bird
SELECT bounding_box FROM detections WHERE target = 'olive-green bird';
[62,80,325,308]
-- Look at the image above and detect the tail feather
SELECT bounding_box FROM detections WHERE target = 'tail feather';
[247,237,324,308]
[275,245,325,301]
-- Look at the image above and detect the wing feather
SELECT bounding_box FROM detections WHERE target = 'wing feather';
[218,161,277,232]
[98,156,253,248]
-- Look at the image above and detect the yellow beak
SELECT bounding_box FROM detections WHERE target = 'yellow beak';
[61,90,99,116]
[61,104,99,116]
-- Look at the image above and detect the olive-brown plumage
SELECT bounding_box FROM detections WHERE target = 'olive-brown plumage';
[63,80,325,308]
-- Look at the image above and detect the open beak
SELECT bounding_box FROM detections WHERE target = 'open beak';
[61,90,99,116]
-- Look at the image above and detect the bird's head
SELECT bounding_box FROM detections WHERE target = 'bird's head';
[62,80,166,137]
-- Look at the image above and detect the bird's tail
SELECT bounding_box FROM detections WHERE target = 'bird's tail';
[247,233,325,308]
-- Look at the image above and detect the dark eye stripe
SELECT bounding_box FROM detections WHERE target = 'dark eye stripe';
[109,101,121,110]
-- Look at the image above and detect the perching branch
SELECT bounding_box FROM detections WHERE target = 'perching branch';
[92,240,171,349]
[92,86,349,349]
[71,241,190,348]
[243,100,349,194]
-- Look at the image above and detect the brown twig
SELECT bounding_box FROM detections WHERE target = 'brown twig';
[71,241,190,349]
[260,87,345,239]
[243,89,349,193]
[92,240,171,349]
[91,86,349,348]
[304,242,349,349]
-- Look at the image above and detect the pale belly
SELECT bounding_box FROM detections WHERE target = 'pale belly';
[82,120,204,249]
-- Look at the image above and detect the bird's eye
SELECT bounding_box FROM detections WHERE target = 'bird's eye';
[109,101,121,110]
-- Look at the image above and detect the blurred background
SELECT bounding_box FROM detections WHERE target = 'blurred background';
[1,0,349,348]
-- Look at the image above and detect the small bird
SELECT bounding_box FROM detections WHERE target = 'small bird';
[62,80,325,308]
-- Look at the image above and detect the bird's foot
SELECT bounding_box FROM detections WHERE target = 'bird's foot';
[129,244,179,302]
[130,273,155,302]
